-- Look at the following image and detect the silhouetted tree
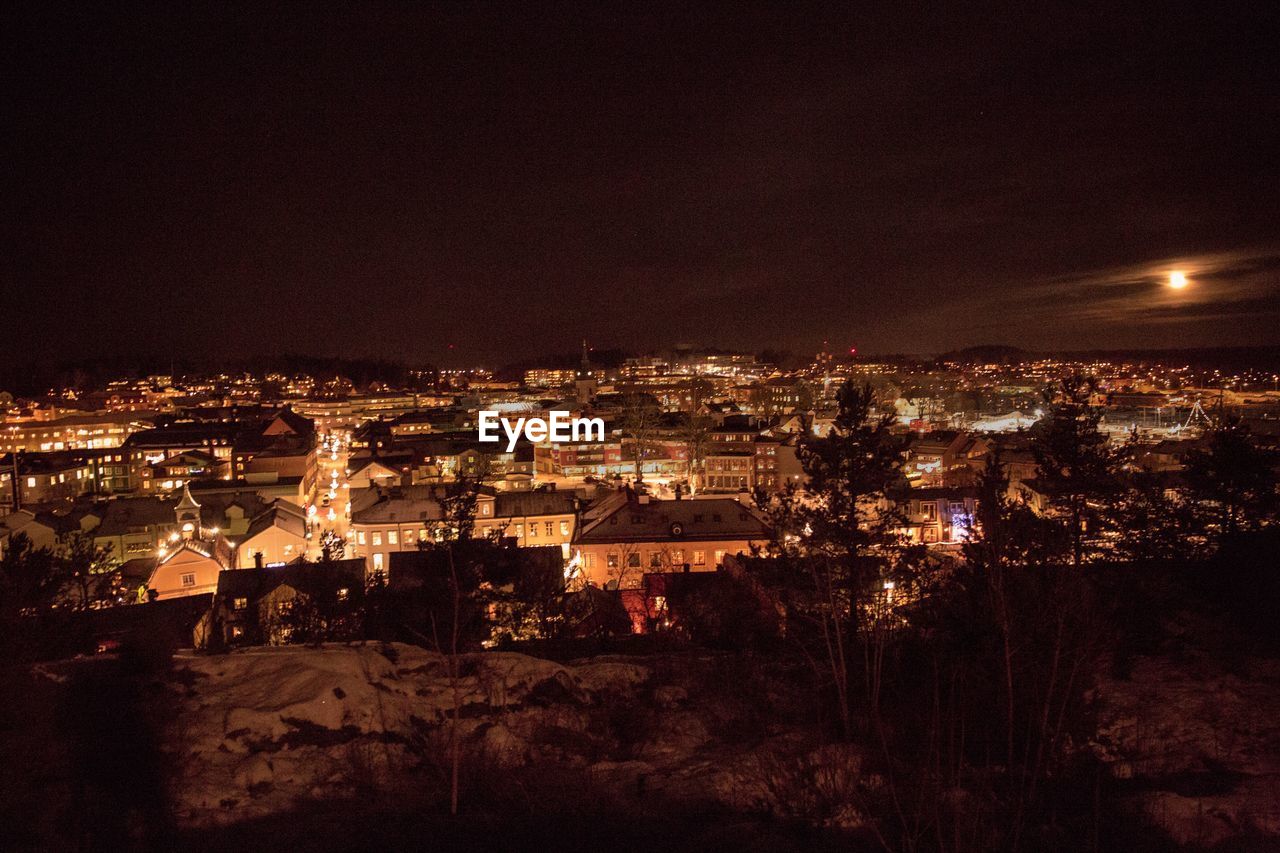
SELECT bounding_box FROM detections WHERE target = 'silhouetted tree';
[1184,416,1277,542]
[785,380,921,737]
[58,533,120,611]
[1029,377,1125,566]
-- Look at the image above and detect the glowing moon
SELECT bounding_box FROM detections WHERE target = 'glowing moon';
[1168,270,1189,290]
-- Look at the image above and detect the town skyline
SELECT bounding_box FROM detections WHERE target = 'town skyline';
[4,6,1280,848]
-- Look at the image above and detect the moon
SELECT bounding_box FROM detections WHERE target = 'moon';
[1168,270,1189,290]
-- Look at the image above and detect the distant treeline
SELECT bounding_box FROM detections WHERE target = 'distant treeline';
[0,354,437,398]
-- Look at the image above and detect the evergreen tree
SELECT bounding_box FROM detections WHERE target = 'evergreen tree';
[1184,416,1278,541]
[1029,376,1125,566]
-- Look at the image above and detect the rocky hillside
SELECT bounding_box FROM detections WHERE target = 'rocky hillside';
[15,640,1280,850]
[1093,653,1280,847]
[165,643,844,831]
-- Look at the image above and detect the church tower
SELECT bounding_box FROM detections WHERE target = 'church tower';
[175,483,202,538]
[574,338,598,404]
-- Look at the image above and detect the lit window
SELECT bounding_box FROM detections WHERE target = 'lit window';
[560,520,569,536]
[607,552,619,569]
[372,553,384,571]
[26,477,35,488]
[388,530,398,545]
[357,531,366,545]
[372,531,382,546]
[233,597,247,609]
[693,550,705,566]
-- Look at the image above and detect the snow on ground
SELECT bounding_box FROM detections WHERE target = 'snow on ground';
[1093,654,1280,846]
[167,643,664,825]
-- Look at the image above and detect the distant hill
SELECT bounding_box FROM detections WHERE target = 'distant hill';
[935,345,1031,365]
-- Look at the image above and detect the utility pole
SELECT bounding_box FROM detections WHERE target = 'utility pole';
[9,451,21,512]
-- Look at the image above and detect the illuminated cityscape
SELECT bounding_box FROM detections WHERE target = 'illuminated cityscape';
[2,4,1278,852]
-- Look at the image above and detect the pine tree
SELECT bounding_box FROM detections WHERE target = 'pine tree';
[1184,416,1277,541]
[1029,377,1124,567]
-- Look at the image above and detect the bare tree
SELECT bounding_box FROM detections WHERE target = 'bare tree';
[681,377,716,492]
[621,392,660,483]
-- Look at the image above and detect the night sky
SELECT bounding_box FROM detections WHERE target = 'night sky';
[5,2,1279,368]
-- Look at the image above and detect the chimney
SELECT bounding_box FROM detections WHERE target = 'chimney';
[254,551,264,569]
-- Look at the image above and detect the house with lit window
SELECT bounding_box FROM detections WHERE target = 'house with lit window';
[137,449,227,493]
[347,457,402,489]
[89,489,268,563]
[208,558,367,646]
[236,499,310,567]
[124,422,239,488]
[533,435,624,478]
[347,485,454,577]
[477,490,578,557]
[904,431,992,487]
[0,451,96,507]
[896,486,979,547]
[143,485,236,599]
[570,490,771,589]
[348,484,579,576]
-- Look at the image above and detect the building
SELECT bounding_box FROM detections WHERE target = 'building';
[207,558,367,646]
[534,436,624,478]
[347,458,402,489]
[478,490,578,556]
[137,449,227,493]
[896,486,979,546]
[347,484,579,575]
[125,406,316,498]
[1,451,96,508]
[702,449,755,492]
[904,431,992,487]
[0,509,59,555]
[143,486,237,599]
[293,393,452,431]
[0,410,153,454]
[571,491,771,589]
[88,487,268,564]
[146,538,233,600]
[523,368,577,388]
[236,500,310,567]
[748,378,811,416]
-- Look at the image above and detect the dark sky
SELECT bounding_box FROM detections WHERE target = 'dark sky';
[5,1,1280,368]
